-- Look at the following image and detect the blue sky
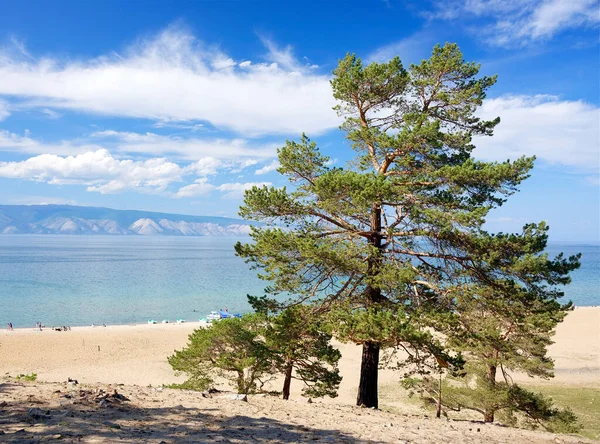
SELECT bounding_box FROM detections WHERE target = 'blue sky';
[0,0,598,242]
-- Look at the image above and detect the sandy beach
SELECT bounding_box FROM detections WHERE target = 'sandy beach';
[1,307,598,397]
[0,308,598,443]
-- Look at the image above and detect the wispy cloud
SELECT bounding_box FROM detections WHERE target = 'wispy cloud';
[0,128,278,161]
[175,179,271,199]
[367,30,439,64]
[424,0,600,46]
[91,130,277,161]
[10,196,78,206]
[255,160,280,175]
[0,99,10,121]
[216,181,272,199]
[0,27,339,136]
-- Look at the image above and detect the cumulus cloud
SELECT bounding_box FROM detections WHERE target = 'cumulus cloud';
[0,146,275,196]
[255,160,280,175]
[425,0,600,46]
[0,27,339,135]
[0,149,187,194]
[474,95,600,172]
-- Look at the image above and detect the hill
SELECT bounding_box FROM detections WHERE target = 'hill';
[0,205,253,236]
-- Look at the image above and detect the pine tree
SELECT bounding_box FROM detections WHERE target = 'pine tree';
[168,314,273,394]
[263,304,342,400]
[434,224,579,426]
[235,43,561,408]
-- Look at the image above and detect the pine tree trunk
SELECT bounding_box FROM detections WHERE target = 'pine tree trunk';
[356,204,384,409]
[484,364,497,423]
[282,362,293,400]
[436,373,442,418]
[357,340,380,408]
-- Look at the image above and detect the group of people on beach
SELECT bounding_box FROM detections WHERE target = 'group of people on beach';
[5,322,73,331]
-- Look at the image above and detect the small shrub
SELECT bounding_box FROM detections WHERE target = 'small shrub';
[16,373,37,381]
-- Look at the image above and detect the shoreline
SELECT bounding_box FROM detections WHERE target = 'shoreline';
[4,305,599,334]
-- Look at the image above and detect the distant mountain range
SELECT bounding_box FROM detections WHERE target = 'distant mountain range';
[0,205,255,236]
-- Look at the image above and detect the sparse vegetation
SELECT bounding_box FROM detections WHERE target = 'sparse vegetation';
[15,373,37,381]
[523,385,600,440]
[168,307,341,399]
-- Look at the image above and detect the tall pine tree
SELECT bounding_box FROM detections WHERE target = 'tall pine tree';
[235,43,575,408]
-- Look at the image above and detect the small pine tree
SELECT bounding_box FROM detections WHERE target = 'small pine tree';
[168,314,273,394]
[263,304,342,400]
[402,224,580,430]
[169,305,342,400]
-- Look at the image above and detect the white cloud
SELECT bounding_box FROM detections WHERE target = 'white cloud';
[40,108,61,119]
[260,36,313,72]
[0,149,186,194]
[188,157,222,176]
[425,0,600,46]
[175,178,215,197]
[0,99,9,121]
[217,181,272,199]
[474,95,600,172]
[367,30,438,64]
[0,128,278,162]
[255,160,280,175]
[0,27,339,135]
[91,130,277,161]
[175,179,271,199]
[0,146,276,196]
[0,129,105,156]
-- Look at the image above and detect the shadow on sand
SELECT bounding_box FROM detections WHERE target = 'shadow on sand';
[0,384,379,443]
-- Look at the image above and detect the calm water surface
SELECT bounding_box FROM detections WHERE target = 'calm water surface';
[0,236,597,327]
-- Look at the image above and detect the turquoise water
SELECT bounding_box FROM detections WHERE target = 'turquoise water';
[0,236,266,328]
[0,236,597,327]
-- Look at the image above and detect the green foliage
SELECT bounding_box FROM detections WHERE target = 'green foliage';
[235,43,580,409]
[504,385,580,433]
[16,373,37,381]
[169,305,341,400]
[168,314,273,394]
[406,368,580,433]
[263,304,342,399]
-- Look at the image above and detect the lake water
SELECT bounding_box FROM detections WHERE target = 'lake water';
[0,236,598,327]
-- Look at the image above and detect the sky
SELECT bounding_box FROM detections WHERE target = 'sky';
[0,0,598,242]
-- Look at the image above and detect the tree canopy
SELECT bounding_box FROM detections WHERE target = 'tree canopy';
[169,307,341,400]
[235,43,580,410]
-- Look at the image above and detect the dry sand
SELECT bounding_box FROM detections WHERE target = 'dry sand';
[0,307,598,443]
[0,380,594,443]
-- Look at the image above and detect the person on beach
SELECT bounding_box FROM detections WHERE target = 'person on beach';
[7,322,13,331]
